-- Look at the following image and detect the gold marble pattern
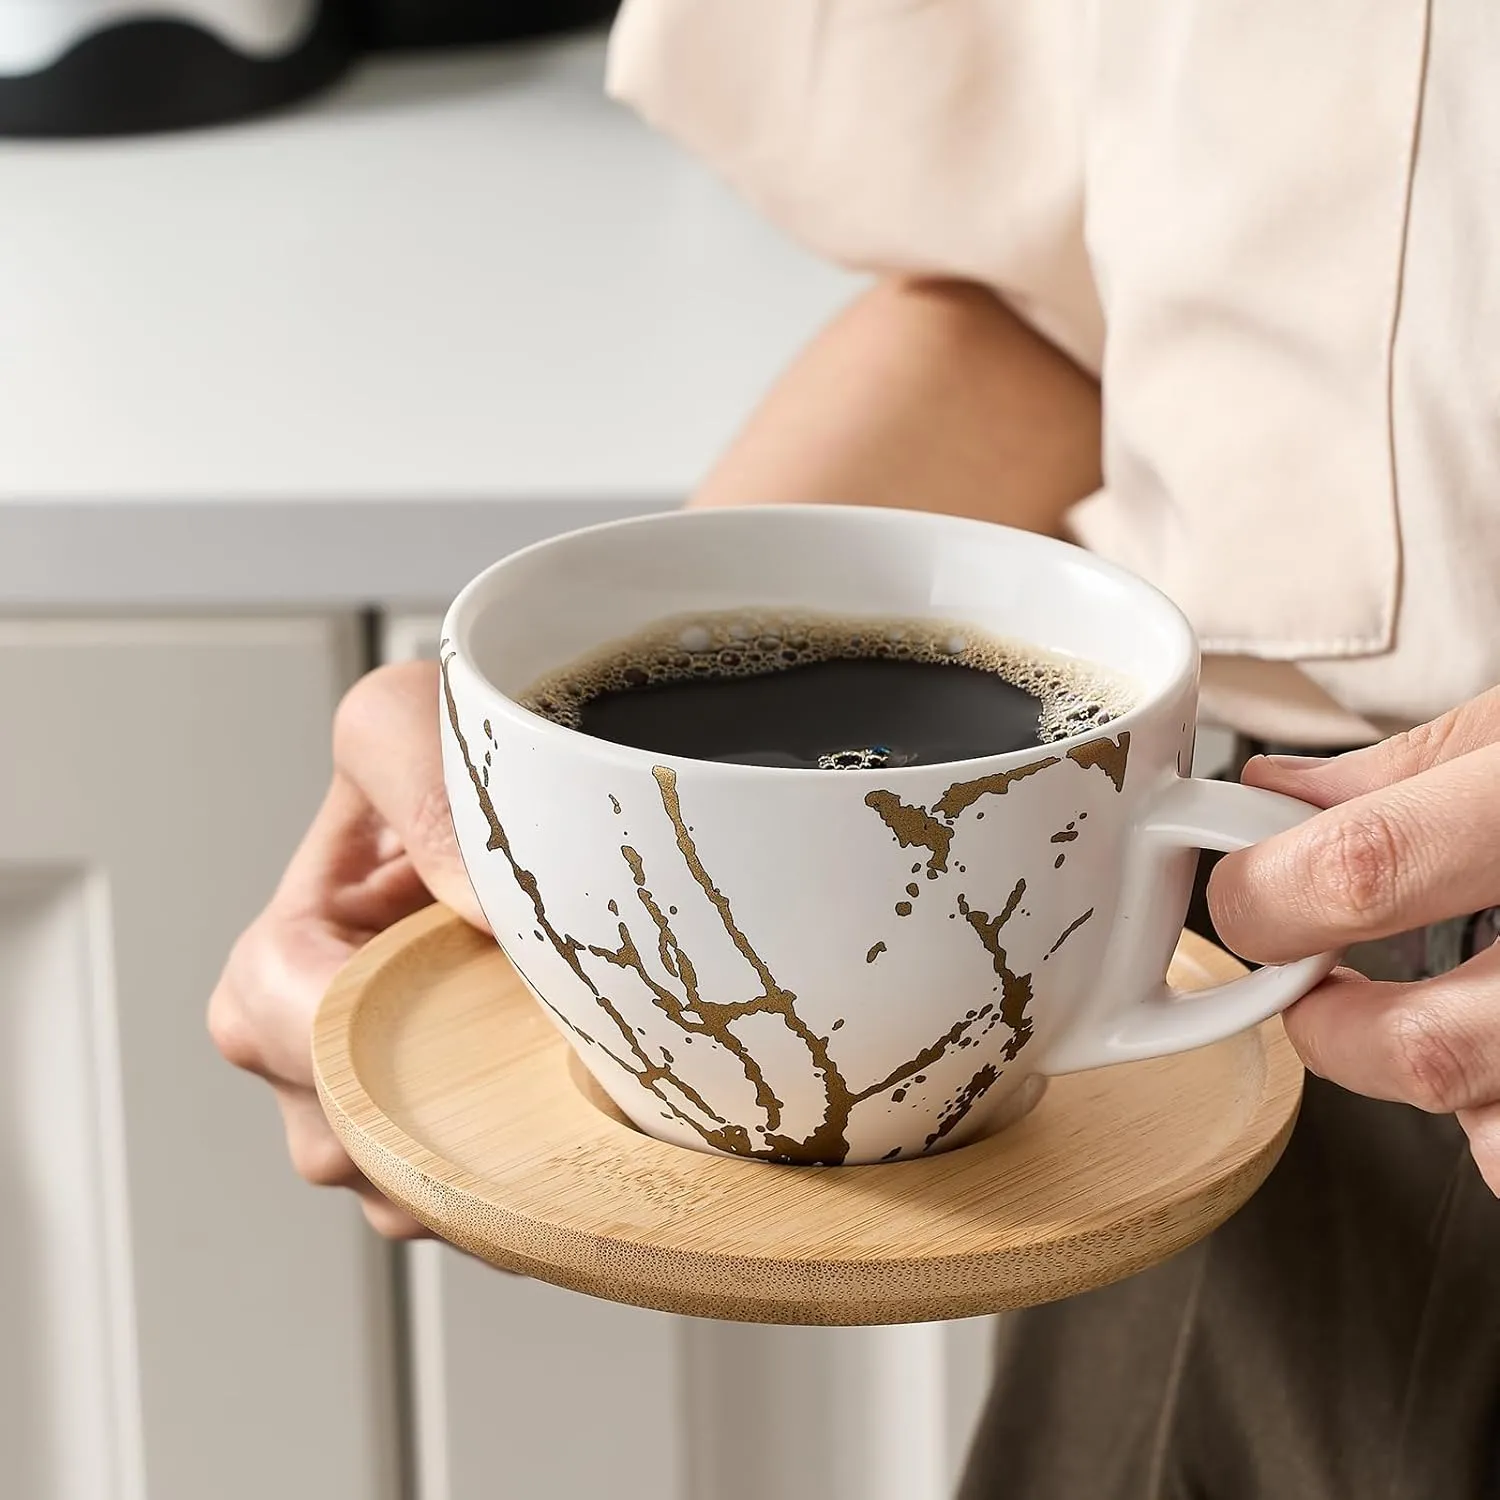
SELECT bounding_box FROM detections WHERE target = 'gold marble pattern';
[441,647,1129,1163]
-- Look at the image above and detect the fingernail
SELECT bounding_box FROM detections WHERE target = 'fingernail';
[1262,754,1322,771]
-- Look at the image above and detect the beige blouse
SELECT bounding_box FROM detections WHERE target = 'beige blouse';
[607,0,1500,746]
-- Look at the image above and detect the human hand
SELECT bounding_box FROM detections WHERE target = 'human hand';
[1208,686,1500,1194]
[208,660,487,1238]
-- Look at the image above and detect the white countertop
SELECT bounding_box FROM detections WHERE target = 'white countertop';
[0,33,855,607]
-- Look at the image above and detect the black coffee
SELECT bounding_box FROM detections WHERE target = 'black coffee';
[519,611,1130,770]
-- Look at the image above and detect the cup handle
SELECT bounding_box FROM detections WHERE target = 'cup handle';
[1042,778,1339,1074]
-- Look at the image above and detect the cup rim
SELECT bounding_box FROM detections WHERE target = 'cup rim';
[440,505,1200,781]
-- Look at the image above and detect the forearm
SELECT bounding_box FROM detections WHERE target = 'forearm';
[693,278,1101,535]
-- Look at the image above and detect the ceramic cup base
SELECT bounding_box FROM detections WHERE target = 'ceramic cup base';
[566,1049,1050,1157]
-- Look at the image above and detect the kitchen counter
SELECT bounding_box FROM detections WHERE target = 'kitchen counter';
[0,32,854,608]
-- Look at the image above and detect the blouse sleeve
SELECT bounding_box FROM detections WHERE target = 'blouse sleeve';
[606,0,1103,374]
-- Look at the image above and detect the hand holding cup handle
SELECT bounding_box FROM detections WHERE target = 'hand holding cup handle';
[1042,780,1340,1074]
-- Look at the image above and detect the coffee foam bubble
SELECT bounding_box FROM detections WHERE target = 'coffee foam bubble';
[517,609,1136,749]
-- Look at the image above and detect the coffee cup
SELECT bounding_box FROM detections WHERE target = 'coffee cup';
[439,506,1335,1165]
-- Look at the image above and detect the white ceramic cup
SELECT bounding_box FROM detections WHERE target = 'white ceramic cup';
[439,506,1335,1165]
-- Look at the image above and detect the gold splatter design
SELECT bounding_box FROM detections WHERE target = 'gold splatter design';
[895,901,913,917]
[863,1001,994,1107]
[931,755,1060,820]
[1066,732,1131,791]
[924,1063,1001,1151]
[1045,907,1095,960]
[863,790,953,874]
[609,795,621,814]
[443,647,755,1155]
[957,884,1034,1062]
[442,646,1055,1164]
[650,765,1008,1161]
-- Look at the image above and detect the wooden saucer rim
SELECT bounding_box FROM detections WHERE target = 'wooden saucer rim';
[313,906,1303,1325]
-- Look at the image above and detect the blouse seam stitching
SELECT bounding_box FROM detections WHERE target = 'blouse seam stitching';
[1377,0,1432,660]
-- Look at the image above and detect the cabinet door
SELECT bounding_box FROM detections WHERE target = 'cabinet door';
[382,614,993,1500]
[0,617,399,1500]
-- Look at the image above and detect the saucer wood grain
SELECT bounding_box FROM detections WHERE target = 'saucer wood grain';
[313,906,1303,1326]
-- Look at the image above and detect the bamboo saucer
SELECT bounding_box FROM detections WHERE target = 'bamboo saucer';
[313,906,1302,1326]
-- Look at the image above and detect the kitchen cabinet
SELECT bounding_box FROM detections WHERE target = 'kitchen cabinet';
[0,617,396,1500]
